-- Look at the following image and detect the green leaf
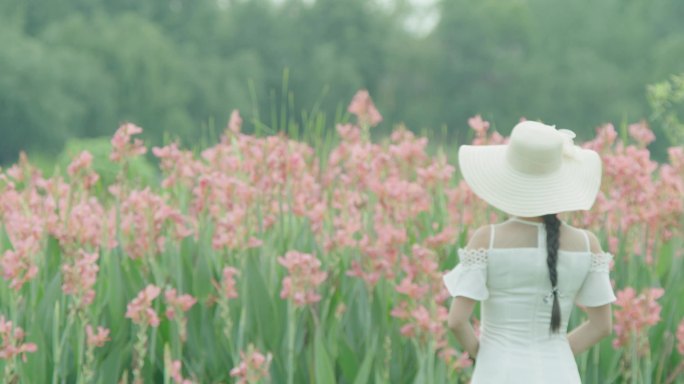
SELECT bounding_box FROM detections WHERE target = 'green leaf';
[655,241,673,282]
[353,335,377,384]
[314,326,336,384]
[192,247,214,299]
[337,338,359,382]
[244,255,280,348]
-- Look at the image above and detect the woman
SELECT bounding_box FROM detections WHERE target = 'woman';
[443,121,616,383]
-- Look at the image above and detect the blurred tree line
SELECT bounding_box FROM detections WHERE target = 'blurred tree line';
[1,0,683,165]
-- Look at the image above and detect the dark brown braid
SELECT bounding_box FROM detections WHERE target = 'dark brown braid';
[543,213,561,333]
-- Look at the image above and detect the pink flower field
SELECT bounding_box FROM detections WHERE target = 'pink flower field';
[0,91,683,383]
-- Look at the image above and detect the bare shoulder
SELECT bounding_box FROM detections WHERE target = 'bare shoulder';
[466,225,491,249]
[558,222,605,253]
[583,230,603,253]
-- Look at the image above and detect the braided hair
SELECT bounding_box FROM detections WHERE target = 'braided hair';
[543,213,562,333]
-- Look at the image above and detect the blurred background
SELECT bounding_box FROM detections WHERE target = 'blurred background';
[1,0,683,166]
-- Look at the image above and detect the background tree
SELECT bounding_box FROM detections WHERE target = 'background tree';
[0,0,682,165]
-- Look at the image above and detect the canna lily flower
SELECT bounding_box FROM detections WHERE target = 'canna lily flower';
[61,250,100,307]
[229,344,273,384]
[0,316,37,362]
[126,284,161,327]
[110,123,147,163]
[612,287,664,355]
[347,89,383,128]
[164,289,197,320]
[85,325,110,348]
[278,251,328,308]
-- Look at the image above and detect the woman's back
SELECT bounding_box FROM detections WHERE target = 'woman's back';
[443,217,616,383]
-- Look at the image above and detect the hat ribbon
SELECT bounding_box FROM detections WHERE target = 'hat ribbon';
[558,128,581,160]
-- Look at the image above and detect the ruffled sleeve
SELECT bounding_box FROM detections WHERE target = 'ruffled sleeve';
[574,252,617,307]
[442,248,489,301]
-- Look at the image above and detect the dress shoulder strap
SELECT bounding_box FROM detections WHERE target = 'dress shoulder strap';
[489,224,495,250]
[537,223,545,250]
[581,229,591,253]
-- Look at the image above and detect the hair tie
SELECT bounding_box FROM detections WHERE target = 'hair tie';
[543,287,560,303]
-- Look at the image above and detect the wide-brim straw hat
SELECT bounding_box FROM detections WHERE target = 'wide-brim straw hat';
[458,120,602,217]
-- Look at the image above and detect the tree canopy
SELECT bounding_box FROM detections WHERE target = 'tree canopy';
[1,0,682,164]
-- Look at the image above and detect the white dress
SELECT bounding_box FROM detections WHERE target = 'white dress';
[442,217,616,384]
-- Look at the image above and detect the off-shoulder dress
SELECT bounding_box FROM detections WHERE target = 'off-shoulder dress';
[442,217,616,383]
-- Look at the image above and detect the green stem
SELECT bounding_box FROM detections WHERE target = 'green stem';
[643,345,652,384]
[51,302,61,384]
[81,346,96,384]
[630,332,638,384]
[133,324,149,384]
[665,361,684,384]
[53,305,76,384]
[4,356,17,383]
[220,298,236,361]
[75,310,86,383]
[426,338,435,384]
[286,303,296,384]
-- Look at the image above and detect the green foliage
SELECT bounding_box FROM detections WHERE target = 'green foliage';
[0,0,683,164]
[0,24,113,163]
[648,73,684,146]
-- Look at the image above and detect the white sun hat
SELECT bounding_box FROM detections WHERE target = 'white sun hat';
[458,120,602,217]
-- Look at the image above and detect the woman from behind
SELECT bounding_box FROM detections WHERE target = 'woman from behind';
[443,121,616,383]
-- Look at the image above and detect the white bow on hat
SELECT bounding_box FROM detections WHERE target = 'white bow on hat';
[557,128,581,160]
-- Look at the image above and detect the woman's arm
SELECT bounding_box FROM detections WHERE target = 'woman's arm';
[568,230,613,355]
[446,225,490,358]
[567,304,612,355]
[448,296,479,357]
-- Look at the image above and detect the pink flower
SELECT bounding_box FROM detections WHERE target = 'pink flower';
[110,123,147,162]
[164,289,197,320]
[468,114,490,136]
[227,109,243,134]
[118,188,194,259]
[395,277,429,299]
[61,250,99,307]
[126,284,161,327]
[416,154,455,189]
[438,347,473,373]
[424,225,459,249]
[67,151,99,189]
[584,123,618,152]
[152,143,205,189]
[85,325,110,348]
[164,288,196,342]
[67,151,93,176]
[0,316,37,362]
[677,319,684,356]
[573,121,684,261]
[612,287,664,355]
[628,120,655,147]
[668,146,684,169]
[57,197,107,249]
[1,245,39,292]
[217,267,240,300]
[392,245,450,350]
[170,360,195,384]
[336,123,362,143]
[229,344,273,384]
[278,251,328,308]
[347,89,383,127]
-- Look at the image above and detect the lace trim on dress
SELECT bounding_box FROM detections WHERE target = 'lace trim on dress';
[589,252,613,272]
[457,248,488,270]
